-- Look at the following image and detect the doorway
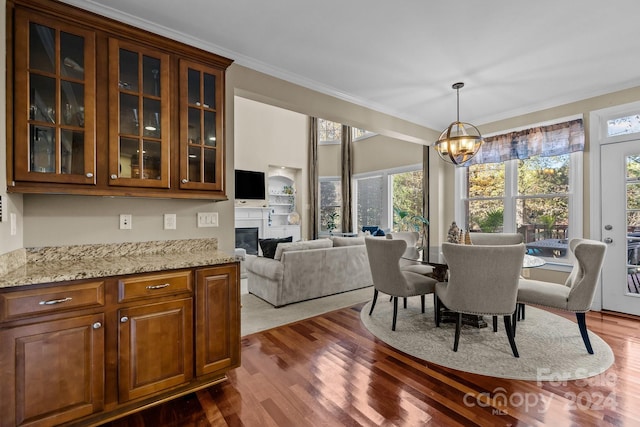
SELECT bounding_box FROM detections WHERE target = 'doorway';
[591,102,640,316]
[600,140,640,315]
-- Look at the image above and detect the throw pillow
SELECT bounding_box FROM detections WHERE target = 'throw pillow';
[259,236,293,259]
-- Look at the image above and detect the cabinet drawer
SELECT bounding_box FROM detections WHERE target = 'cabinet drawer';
[0,281,105,322]
[118,271,192,302]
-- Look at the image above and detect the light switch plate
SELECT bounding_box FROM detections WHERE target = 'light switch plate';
[197,212,218,227]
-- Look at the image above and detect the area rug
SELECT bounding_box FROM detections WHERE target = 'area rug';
[360,298,614,381]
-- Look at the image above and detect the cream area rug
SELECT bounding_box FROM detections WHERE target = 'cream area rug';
[241,286,373,336]
[360,297,614,381]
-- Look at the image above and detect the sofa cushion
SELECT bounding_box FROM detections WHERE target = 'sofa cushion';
[330,236,366,247]
[259,236,293,259]
[274,238,333,261]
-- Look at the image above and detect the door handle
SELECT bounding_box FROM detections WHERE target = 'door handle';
[604,238,613,244]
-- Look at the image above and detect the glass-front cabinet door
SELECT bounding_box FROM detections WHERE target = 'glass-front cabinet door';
[13,9,96,184]
[179,60,223,191]
[108,39,170,188]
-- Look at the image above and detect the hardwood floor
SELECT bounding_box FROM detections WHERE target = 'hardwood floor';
[104,303,640,427]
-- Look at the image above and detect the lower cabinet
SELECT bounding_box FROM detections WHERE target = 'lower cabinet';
[0,262,240,427]
[118,298,193,402]
[0,313,105,427]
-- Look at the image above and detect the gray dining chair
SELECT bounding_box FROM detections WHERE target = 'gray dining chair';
[365,237,438,330]
[435,242,526,357]
[386,232,434,276]
[515,238,607,354]
[468,232,524,245]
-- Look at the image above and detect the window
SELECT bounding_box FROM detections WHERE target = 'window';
[318,118,342,145]
[607,114,640,137]
[457,119,584,264]
[319,178,342,233]
[353,165,423,232]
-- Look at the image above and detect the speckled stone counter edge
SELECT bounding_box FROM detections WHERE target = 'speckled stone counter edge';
[0,238,238,288]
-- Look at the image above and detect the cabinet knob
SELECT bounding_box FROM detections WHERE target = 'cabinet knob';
[181,178,188,184]
[92,322,102,329]
[120,316,129,323]
[110,174,118,180]
[86,172,94,178]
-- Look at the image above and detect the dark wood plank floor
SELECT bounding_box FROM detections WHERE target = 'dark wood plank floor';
[104,303,640,427]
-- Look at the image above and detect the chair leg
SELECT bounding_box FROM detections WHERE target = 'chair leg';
[392,297,398,331]
[517,303,526,321]
[433,294,438,324]
[504,315,519,358]
[511,311,517,337]
[369,289,378,316]
[421,295,425,313]
[453,313,462,352]
[492,316,498,332]
[404,297,407,309]
[576,312,594,354]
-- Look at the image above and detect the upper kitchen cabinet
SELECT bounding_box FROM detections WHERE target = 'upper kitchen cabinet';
[179,60,224,191]
[108,39,170,188]
[6,0,233,200]
[12,8,97,185]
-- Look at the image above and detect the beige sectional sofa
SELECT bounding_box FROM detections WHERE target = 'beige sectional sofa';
[245,236,373,307]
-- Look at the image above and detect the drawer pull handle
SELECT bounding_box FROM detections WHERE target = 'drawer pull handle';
[93,322,102,329]
[39,297,72,305]
[120,316,129,323]
[146,283,171,290]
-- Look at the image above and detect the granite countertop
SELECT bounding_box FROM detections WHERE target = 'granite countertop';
[0,239,237,289]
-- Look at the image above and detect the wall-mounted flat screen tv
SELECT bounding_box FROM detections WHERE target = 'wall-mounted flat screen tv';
[235,169,266,200]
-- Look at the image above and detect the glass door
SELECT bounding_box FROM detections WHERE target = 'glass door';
[13,9,96,184]
[601,140,640,316]
[179,60,223,191]
[108,39,170,188]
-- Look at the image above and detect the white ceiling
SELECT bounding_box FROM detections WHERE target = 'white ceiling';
[65,0,640,131]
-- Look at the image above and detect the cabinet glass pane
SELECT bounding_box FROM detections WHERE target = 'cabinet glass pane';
[203,147,216,183]
[119,49,138,91]
[60,32,85,79]
[120,93,139,135]
[60,81,84,127]
[61,129,84,174]
[142,56,161,96]
[142,98,161,138]
[203,72,215,108]
[187,68,200,104]
[188,146,201,182]
[29,23,55,74]
[30,125,55,173]
[140,140,161,179]
[203,111,216,147]
[119,137,139,178]
[188,107,200,143]
[30,75,56,123]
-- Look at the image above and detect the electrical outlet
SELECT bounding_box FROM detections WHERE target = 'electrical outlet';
[197,212,218,227]
[119,214,132,230]
[164,213,176,230]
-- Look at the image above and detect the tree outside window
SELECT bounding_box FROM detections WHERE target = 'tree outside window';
[319,179,341,232]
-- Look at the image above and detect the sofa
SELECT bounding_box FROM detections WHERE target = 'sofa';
[245,236,373,307]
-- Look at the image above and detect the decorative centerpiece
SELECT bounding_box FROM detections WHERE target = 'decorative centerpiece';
[447,221,460,243]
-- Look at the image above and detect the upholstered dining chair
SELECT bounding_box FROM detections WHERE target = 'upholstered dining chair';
[386,232,434,276]
[435,243,526,357]
[468,232,524,245]
[365,237,438,331]
[515,238,607,354]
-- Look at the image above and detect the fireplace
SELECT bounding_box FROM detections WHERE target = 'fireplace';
[235,227,259,255]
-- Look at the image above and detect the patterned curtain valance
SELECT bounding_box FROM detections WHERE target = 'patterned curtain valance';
[470,118,585,165]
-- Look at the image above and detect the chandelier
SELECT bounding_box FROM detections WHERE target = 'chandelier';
[434,82,483,166]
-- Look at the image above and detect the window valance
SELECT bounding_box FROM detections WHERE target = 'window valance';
[470,118,584,165]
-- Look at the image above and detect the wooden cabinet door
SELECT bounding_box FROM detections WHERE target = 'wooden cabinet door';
[108,38,170,189]
[0,313,104,427]
[13,7,97,185]
[118,298,193,402]
[195,265,240,377]
[179,60,225,192]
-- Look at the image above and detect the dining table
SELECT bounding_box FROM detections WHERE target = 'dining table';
[402,245,546,328]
